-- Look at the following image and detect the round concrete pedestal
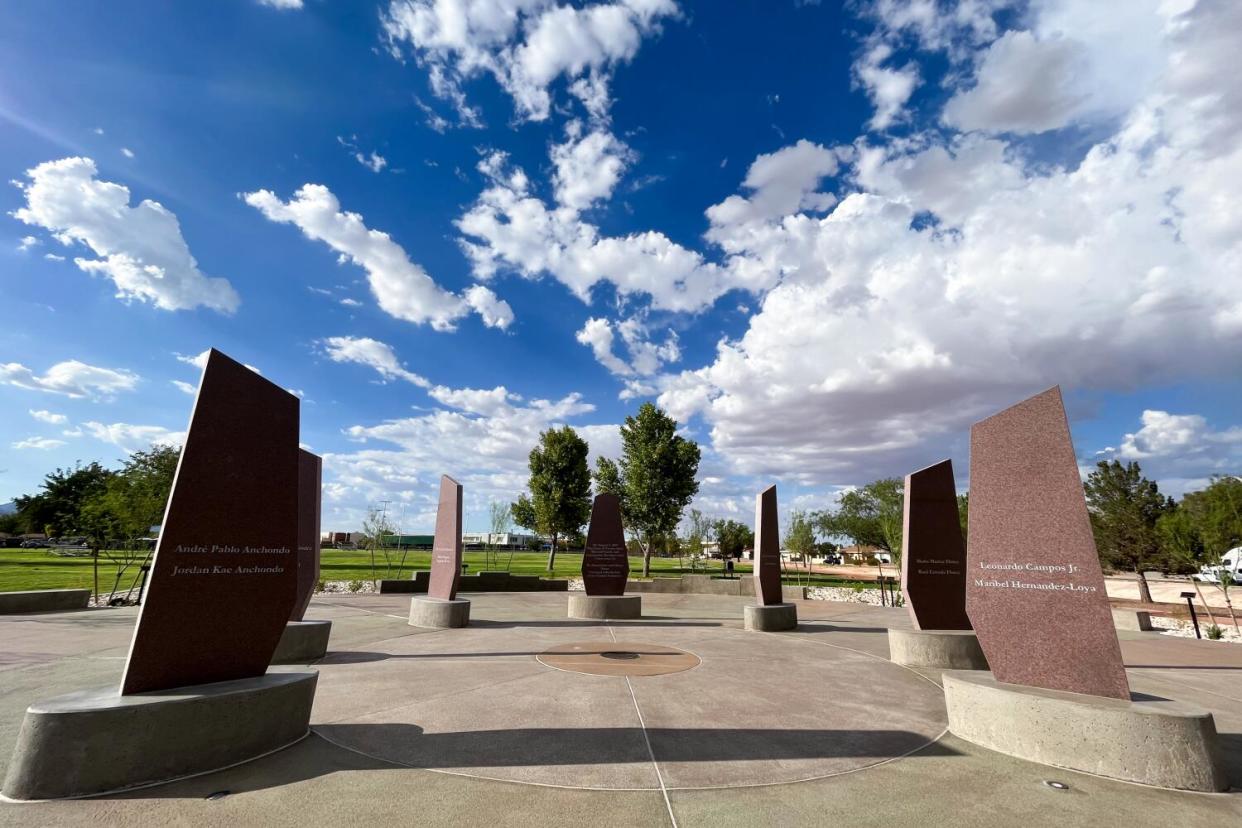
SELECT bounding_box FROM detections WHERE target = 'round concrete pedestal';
[272,620,332,664]
[743,603,797,631]
[888,628,987,670]
[944,670,1227,792]
[568,594,641,620]
[1,671,317,801]
[409,597,470,628]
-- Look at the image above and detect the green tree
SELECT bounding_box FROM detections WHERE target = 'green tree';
[785,509,817,584]
[815,478,904,560]
[1178,476,1242,561]
[1173,476,1242,632]
[715,519,753,559]
[517,426,593,571]
[1156,506,1204,574]
[685,508,713,557]
[78,445,180,602]
[1083,460,1174,603]
[956,491,969,540]
[511,494,537,537]
[15,462,114,536]
[593,403,701,577]
[488,501,513,570]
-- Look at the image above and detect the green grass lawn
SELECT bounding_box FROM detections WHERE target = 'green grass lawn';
[0,547,882,594]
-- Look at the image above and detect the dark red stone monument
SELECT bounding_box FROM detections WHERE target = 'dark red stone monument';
[901,459,970,630]
[427,475,463,601]
[582,493,628,596]
[291,449,321,622]
[754,485,782,606]
[965,386,1129,700]
[121,349,300,695]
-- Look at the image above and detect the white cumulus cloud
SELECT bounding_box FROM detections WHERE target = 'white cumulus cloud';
[0,360,139,399]
[12,157,239,313]
[28,409,68,424]
[382,0,678,122]
[12,437,66,450]
[245,183,512,330]
[319,336,430,386]
[82,421,185,453]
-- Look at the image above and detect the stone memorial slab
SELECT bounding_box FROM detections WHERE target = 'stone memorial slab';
[427,475,463,601]
[901,459,970,630]
[121,349,300,695]
[965,386,1129,700]
[754,485,782,606]
[291,449,321,622]
[582,493,628,596]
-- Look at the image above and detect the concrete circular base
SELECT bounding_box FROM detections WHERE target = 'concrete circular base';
[272,620,332,664]
[409,597,470,629]
[943,670,1227,792]
[743,602,797,631]
[1,671,317,801]
[888,628,987,670]
[567,593,641,620]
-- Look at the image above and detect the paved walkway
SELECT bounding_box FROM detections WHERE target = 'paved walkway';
[0,593,1239,826]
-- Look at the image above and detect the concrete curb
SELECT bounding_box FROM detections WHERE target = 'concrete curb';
[743,603,798,631]
[1112,608,1155,631]
[1,671,317,801]
[409,597,471,628]
[943,670,1228,792]
[0,589,91,614]
[888,628,988,669]
[568,594,641,620]
[272,620,332,663]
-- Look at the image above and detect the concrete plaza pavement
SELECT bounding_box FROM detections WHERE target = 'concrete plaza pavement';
[0,591,1239,826]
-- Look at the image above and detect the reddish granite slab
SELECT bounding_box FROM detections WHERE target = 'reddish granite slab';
[291,449,321,622]
[754,485,782,606]
[427,476,464,600]
[582,493,628,596]
[121,349,299,695]
[901,459,970,630]
[965,387,1129,700]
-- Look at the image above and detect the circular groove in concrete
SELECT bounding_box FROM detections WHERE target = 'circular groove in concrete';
[537,641,701,677]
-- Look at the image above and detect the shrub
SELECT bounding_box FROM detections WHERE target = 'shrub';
[347,579,364,593]
[316,579,325,593]
[851,583,865,593]
[1206,624,1224,640]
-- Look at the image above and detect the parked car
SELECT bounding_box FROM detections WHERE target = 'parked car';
[20,539,50,548]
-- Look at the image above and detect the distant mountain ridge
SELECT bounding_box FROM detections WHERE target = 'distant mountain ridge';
[0,501,16,516]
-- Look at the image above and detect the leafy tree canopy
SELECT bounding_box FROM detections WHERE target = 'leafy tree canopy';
[814,478,904,558]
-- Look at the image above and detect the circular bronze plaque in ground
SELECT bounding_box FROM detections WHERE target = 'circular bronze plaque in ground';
[537,640,700,677]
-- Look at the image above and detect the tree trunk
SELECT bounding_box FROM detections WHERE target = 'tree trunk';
[92,547,99,607]
[1136,568,1153,604]
[642,533,652,578]
[1221,585,1240,634]
[546,533,557,572]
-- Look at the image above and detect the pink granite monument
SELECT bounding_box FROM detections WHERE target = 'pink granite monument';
[754,485,782,606]
[121,349,300,694]
[965,387,1129,700]
[582,493,628,596]
[901,459,970,630]
[427,475,463,601]
[291,449,321,622]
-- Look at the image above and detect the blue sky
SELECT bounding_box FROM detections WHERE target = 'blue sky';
[2,0,1240,533]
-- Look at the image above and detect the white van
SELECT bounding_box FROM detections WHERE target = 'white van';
[1198,546,1242,584]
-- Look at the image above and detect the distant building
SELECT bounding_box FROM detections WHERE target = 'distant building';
[838,544,891,564]
[463,532,541,550]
